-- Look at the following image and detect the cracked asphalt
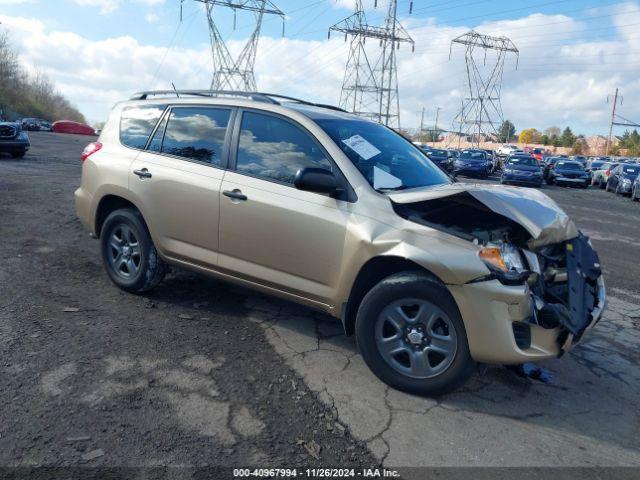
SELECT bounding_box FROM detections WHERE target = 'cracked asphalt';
[1,133,639,476]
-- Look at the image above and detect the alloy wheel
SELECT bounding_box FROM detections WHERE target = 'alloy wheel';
[375,298,458,379]
[108,224,142,278]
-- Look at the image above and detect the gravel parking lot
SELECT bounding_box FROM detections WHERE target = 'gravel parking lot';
[1,133,639,475]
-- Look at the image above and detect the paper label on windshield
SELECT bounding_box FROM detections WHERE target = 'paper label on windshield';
[342,135,381,160]
[373,165,402,190]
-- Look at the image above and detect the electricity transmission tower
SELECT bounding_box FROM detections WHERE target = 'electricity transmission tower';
[449,31,518,147]
[329,0,415,129]
[189,0,284,91]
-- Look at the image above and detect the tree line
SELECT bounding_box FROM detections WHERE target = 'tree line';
[0,32,85,124]
[497,120,640,155]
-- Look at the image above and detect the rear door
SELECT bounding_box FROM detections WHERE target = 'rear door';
[130,105,234,268]
[217,109,351,305]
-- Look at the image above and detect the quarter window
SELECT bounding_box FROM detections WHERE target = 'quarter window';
[235,111,332,184]
[160,107,231,165]
[120,105,166,149]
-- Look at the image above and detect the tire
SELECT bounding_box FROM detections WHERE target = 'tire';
[355,271,475,396]
[633,186,639,202]
[10,150,26,158]
[600,180,607,190]
[100,208,167,293]
[546,177,554,185]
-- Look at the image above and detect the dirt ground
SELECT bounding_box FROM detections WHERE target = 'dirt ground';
[0,133,375,474]
[1,132,639,479]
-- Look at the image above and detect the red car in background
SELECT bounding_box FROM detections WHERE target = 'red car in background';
[531,148,545,162]
[52,120,96,136]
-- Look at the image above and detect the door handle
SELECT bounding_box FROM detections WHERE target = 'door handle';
[133,168,152,179]
[223,189,247,201]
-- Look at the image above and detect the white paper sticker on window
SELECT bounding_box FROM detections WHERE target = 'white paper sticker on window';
[342,134,381,161]
[373,165,402,190]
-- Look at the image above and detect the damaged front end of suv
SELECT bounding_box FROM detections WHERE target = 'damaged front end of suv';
[390,184,606,364]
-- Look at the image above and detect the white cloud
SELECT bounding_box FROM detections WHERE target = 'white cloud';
[70,0,164,15]
[1,2,639,134]
[145,12,160,23]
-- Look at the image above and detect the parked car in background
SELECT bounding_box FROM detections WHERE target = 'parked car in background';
[496,144,519,158]
[542,156,562,180]
[592,162,620,189]
[453,149,492,178]
[583,159,604,183]
[52,120,97,136]
[21,118,40,131]
[483,149,499,173]
[606,164,640,196]
[420,146,454,174]
[39,121,53,132]
[531,148,545,162]
[500,154,543,187]
[570,155,587,166]
[0,121,30,158]
[547,160,589,188]
[631,174,640,201]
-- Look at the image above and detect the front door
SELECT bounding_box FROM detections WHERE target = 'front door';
[218,110,350,304]
[130,105,234,268]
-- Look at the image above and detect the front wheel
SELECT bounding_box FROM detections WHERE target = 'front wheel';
[100,208,167,293]
[11,150,26,158]
[355,272,474,396]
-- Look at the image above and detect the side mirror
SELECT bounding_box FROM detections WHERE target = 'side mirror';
[294,167,338,196]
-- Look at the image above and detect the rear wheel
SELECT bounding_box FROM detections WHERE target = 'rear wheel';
[355,272,474,396]
[10,150,26,158]
[633,186,639,202]
[100,208,167,293]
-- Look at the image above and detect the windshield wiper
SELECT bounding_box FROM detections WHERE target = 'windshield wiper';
[376,185,410,192]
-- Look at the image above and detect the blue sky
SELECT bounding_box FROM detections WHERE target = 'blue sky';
[1,0,639,135]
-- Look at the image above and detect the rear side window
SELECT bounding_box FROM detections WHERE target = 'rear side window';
[159,107,231,165]
[120,105,166,149]
[235,111,331,184]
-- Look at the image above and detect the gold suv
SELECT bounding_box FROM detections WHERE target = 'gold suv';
[75,91,606,395]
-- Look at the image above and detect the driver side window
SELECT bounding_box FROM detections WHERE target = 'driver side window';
[235,111,332,185]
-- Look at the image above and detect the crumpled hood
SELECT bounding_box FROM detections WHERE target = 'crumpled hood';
[388,183,579,249]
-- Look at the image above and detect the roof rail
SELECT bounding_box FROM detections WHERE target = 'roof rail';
[129,90,279,104]
[129,90,347,113]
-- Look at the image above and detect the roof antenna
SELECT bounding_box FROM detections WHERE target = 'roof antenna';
[171,82,180,98]
[179,0,184,22]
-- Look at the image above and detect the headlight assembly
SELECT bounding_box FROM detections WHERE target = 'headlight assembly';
[478,243,530,285]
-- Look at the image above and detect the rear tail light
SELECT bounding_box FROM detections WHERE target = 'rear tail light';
[81,142,102,162]
[606,170,611,176]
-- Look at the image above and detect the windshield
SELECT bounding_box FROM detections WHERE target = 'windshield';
[508,157,537,166]
[459,150,486,162]
[315,118,450,191]
[557,162,582,170]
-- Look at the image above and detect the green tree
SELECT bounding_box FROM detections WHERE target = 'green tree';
[618,129,640,156]
[560,127,576,148]
[498,120,516,142]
